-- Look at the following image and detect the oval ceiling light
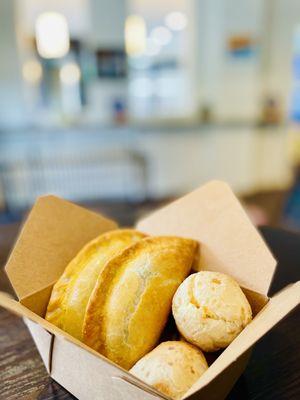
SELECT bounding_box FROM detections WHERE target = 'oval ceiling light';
[125,15,147,56]
[165,11,187,31]
[60,62,81,85]
[22,59,43,84]
[35,12,70,59]
[150,26,172,46]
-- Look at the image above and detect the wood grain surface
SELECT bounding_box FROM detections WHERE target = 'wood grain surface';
[0,224,299,400]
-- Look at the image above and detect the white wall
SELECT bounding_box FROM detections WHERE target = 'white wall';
[194,0,300,122]
[265,0,300,113]
[88,0,126,46]
[0,0,27,128]
[194,0,264,122]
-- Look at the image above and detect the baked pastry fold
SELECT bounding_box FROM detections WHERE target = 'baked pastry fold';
[83,236,198,369]
[46,229,146,339]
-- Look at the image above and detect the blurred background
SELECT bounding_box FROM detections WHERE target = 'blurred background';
[2,0,300,229]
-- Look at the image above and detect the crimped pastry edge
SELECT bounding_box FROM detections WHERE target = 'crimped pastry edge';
[45,229,146,329]
[83,236,198,369]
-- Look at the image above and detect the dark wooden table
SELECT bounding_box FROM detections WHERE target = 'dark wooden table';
[0,224,299,400]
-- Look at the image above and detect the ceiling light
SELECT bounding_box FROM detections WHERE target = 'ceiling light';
[165,12,187,31]
[60,63,81,85]
[150,26,172,46]
[35,12,70,59]
[125,15,147,56]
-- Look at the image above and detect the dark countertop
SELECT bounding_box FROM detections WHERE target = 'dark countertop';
[0,224,299,400]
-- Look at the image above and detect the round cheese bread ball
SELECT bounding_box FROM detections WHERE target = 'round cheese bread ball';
[130,341,208,400]
[172,271,252,352]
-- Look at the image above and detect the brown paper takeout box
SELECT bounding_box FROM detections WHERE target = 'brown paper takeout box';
[0,180,299,400]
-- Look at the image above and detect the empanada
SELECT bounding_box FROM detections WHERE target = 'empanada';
[46,229,146,339]
[83,236,198,369]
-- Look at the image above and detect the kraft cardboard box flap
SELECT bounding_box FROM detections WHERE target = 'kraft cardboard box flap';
[183,281,300,399]
[50,332,168,400]
[137,180,276,296]
[5,195,117,304]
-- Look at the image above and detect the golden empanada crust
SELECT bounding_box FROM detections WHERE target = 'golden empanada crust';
[83,236,198,369]
[45,229,146,338]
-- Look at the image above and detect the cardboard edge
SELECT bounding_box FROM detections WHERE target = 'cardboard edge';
[112,376,169,399]
[137,180,252,229]
[0,291,125,371]
[33,195,111,221]
[20,284,55,316]
[49,334,165,400]
[136,180,277,296]
[182,348,253,400]
[182,281,300,398]
[0,291,166,397]
[242,287,269,316]
[24,318,55,373]
[5,194,118,301]
[136,180,226,224]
